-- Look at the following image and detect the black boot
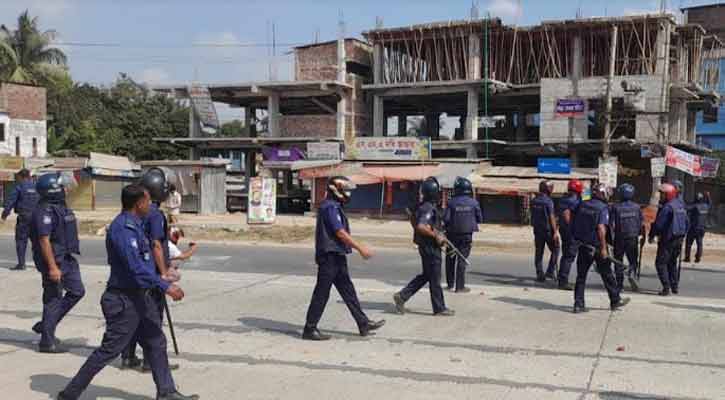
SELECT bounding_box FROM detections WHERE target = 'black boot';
[393,292,406,314]
[558,282,573,291]
[658,288,670,296]
[573,304,588,314]
[121,356,143,370]
[434,308,455,316]
[157,391,199,400]
[38,342,68,354]
[32,321,42,334]
[10,264,26,271]
[302,327,331,341]
[359,320,385,337]
[611,297,631,311]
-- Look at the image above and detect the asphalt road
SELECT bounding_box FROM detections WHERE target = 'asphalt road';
[2,235,724,300]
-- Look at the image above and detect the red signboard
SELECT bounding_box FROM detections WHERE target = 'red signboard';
[665,146,702,176]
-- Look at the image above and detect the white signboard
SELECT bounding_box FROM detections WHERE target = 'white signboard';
[598,156,618,189]
[348,137,430,161]
[247,177,276,224]
[650,157,666,178]
[307,142,341,160]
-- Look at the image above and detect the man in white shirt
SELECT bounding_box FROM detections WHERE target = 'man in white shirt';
[165,184,182,224]
[164,227,198,282]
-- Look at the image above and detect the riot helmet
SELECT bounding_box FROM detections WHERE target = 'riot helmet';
[327,176,356,204]
[453,176,473,197]
[139,167,170,203]
[421,177,441,203]
[617,183,635,201]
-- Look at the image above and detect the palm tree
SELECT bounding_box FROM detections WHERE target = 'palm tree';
[0,10,67,84]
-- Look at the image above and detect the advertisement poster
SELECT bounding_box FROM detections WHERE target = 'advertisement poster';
[307,142,342,160]
[247,177,276,224]
[598,157,618,189]
[650,157,666,178]
[701,157,721,178]
[347,137,430,161]
[555,98,587,118]
[665,146,702,177]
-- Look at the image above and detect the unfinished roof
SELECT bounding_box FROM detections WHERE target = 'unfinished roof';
[293,38,370,50]
[681,2,725,12]
[363,18,502,39]
[140,159,229,168]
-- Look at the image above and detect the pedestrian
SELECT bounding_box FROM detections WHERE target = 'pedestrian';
[443,177,482,293]
[609,184,645,292]
[165,184,182,224]
[556,179,583,290]
[122,168,178,372]
[2,168,39,270]
[572,183,630,313]
[530,180,560,282]
[29,173,85,353]
[57,184,198,400]
[165,226,198,282]
[302,176,385,340]
[649,183,689,295]
[393,177,455,316]
[684,192,710,263]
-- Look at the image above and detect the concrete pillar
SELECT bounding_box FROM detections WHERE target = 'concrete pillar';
[373,43,384,84]
[373,95,384,137]
[515,111,527,142]
[188,105,202,159]
[465,88,480,140]
[468,34,482,80]
[249,107,257,137]
[337,95,347,140]
[687,105,697,144]
[337,38,347,83]
[268,93,280,137]
[397,115,407,136]
[425,113,440,140]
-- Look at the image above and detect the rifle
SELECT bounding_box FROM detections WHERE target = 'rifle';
[404,208,471,267]
[162,297,180,355]
[582,243,629,269]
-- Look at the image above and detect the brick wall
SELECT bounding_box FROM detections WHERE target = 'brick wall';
[295,43,338,81]
[280,115,337,137]
[0,83,46,121]
[685,6,725,42]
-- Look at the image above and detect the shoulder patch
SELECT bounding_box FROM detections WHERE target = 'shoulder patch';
[42,215,52,225]
[130,238,138,248]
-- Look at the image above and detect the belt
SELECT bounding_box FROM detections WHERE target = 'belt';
[107,287,153,296]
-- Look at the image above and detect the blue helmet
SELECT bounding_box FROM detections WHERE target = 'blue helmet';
[36,173,65,203]
[453,176,473,196]
[670,179,683,196]
[420,177,441,203]
[618,183,635,201]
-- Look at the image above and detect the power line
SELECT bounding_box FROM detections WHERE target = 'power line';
[52,41,305,49]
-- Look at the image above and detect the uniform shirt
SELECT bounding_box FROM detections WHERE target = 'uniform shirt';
[557,194,580,236]
[106,211,169,292]
[315,198,352,256]
[2,181,39,218]
[572,198,609,247]
[531,194,555,235]
[145,203,170,268]
[651,198,689,242]
[29,202,80,271]
[443,195,483,235]
[610,200,643,240]
[414,201,440,247]
[688,201,710,232]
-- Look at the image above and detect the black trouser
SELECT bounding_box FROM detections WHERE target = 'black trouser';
[558,232,577,285]
[685,230,705,262]
[613,237,639,291]
[305,252,369,329]
[400,244,446,313]
[655,237,684,291]
[574,242,621,308]
[445,234,472,290]
[534,232,559,277]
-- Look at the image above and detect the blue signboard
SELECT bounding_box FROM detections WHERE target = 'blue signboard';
[537,158,571,174]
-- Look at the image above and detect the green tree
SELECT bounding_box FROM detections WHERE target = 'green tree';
[220,119,246,137]
[0,10,68,84]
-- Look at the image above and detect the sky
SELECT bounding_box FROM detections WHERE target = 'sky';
[0,0,716,121]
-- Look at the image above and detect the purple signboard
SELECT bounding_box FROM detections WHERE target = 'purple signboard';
[555,98,587,118]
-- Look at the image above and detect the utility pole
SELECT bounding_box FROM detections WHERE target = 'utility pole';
[602,24,618,158]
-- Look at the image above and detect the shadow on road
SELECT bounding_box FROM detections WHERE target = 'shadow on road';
[30,373,152,400]
[598,391,670,400]
[652,301,725,314]
[238,317,368,339]
[490,296,573,313]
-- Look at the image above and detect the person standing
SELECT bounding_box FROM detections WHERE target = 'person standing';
[302,176,385,340]
[29,173,85,353]
[2,169,39,270]
[394,177,455,316]
[609,184,645,292]
[443,177,483,293]
[649,183,689,295]
[571,183,629,313]
[58,185,197,400]
[684,192,710,263]
[556,179,583,290]
[530,180,560,282]
[165,184,182,224]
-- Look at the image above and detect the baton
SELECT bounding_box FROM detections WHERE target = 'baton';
[637,238,645,281]
[582,244,629,268]
[162,297,180,355]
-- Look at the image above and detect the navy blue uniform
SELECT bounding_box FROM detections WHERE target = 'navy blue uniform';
[305,198,370,330]
[650,198,689,291]
[530,194,559,278]
[572,198,622,308]
[557,194,581,285]
[685,201,709,262]
[610,200,643,291]
[60,211,177,399]
[3,180,39,267]
[29,201,85,348]
[399,201,447,313]
[443,195,483,291]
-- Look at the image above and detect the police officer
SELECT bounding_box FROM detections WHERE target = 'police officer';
[610,184,644,292]
[58,185,198,400]
[394,177,454,316]
[557,179,583,290]
[649,183,689,295]
[28,173,85,353]
[572,183,630,313]
[443,177,483,293]
[531,180,560,282]
[2,169,39,270]
[123,168,177,370]
[684,192,710,263]
[303,176,385,340]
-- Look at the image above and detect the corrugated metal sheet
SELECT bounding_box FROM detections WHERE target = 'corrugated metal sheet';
[89,152,140,171]
[200,167,227,214]
[470,176,589,195]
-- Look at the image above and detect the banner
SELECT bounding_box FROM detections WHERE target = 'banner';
[598,157,618,189]
[189,84,220,134]
[650,157,666,178]
[665,146,702,177]
[347,137,430,161]
[307,142,342,160]
[555,98,587,118]
[701,157,721,178]
[247,177,276,224]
